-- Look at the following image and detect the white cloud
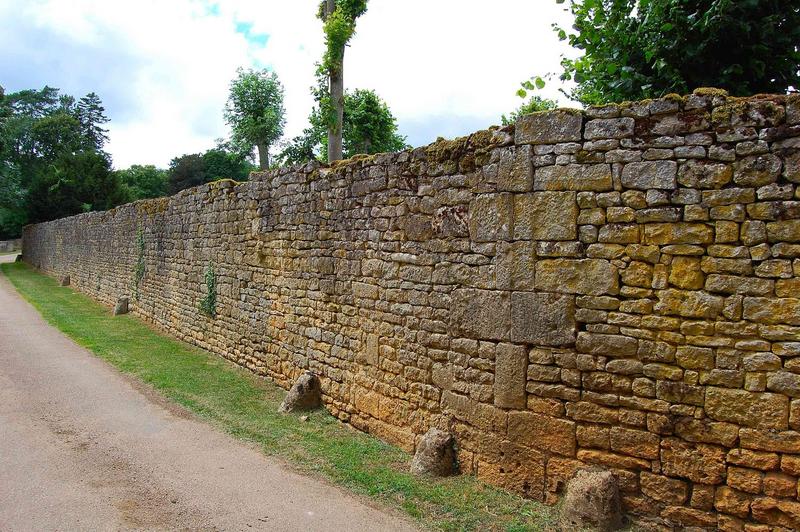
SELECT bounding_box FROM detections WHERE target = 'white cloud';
[0,0,576,168]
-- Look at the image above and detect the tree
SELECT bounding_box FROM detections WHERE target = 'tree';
[278,88,407,165]
[224,68,286,170]
[75,92,110,150]
[317,0,368,162]
[167,154,207,194]
[116,165,169,201]
[26,150,124,223]
[537,0,800,106]
[202,147,254,181]
[501,96,558,126]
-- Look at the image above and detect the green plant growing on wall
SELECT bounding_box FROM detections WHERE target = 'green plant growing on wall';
[198,262,217,318]
[132,228,145,300]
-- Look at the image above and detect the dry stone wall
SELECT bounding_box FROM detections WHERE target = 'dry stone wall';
[23,89,800,529]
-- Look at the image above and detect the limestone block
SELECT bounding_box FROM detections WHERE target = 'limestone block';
[750,497,800,529]
[621,161,677,190]
[643,223,713,245]
[640,472,688,505]
[59,275,70,286]
[559,469,623,532]
[533,164,612,191]
[705,387,788,430]
[515,109,583,145]
[654,289,724,319]
[584,117,635,140]
[450,289,511,341]
[767,220,800,242]
[496,241,536,291]
[677,160,732,189]
[468,193,513,243]
[493,343,527,408]
[510,292,576,346]
[660,437,727,484]
[513,191,577,241]
[743,297,800,325]
[507,411,576,456]
[668,256,704,289]
[767,371,800,398]
[535,259,619,296]
[734,154,782,187]
[704,274,773,296]
[498,145,533,192]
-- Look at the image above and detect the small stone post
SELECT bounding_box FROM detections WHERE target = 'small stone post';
[559,469,623,531]
[59,275,70,286]
[114,297,129,315]
[278,371,322,413]
[410,428,457,477]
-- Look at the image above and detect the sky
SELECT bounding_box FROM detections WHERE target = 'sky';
[0,0,576,169]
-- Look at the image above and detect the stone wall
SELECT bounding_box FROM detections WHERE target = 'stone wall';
[0,238,21,253]
[23,89,800,529]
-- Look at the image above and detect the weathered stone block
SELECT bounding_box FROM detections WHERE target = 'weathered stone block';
[767,220,800,242]
[534,164,613,191]
[498,145,533,192]
[513,191,577,241]
[510,292,576,346]
[677,160,732,189]
[734,154,782,187]
[654,289,724,319]
[559,469,623,532]
[640,472,688,505]
[468,193,513,243]
[507,412,576,457]
[705,387,789,430]
[621,161,677,190]
[643,223,714,245]
[660,437,726,484]
[743,297,800,325]
[585,117,635,139]
[535,259,619,296]
[515,109,583,145]
[494,343,527,409]
[410,428,457,477]
[450,289,511,340]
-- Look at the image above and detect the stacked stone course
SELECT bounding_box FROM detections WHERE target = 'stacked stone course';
[23,89,800,529]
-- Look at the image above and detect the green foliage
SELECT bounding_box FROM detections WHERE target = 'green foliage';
[543,0,800,105]
[167,146,253,194]
[501,96,558,126]
[278,88,407,165]
[317,0,368,75]
[198,262,217,318]
[3,260,559,532]
[224,68,286,169]
[116,165,168,201]
[316,0,369,161]
[133,228,145,300]
[26,150,125,224]
[0,84,122,233]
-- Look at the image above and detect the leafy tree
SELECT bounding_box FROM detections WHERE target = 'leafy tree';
[278,88,406,165]
[317,0,368,162]
[116,165,169,201]
[26,150,123,223]
[202,147,254,181]
[224,68,286,170]
[501,96,558,126]
[167,153,207,194]
[535,0,800,105]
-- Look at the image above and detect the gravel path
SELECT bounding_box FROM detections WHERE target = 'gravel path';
[0,254,416,531]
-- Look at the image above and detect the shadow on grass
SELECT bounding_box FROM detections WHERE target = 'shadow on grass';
[1,262,557,532]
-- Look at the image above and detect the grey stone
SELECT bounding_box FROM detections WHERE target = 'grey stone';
[621,161,678,190]
[734,154,782,187]
[59,275,70,286]
[767,371,800,398]
[511,292,576,346]
[410,428,457,477]
[584,118,635,140]
[494,343,527,408]
[279,371,322,413]
[114,297,129,315]
[534,164,613,192]
[559,469,623,532]
[450,289,511,341]
[515,109,583,145]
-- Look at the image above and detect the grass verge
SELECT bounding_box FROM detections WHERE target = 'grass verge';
[1,262,557,531]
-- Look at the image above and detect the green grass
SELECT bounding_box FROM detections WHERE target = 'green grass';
[1,262,557,531]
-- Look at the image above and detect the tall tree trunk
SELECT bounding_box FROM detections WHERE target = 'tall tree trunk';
[326,0,344,163]
[257,143,270,170]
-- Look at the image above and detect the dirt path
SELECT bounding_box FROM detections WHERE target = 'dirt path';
[0,254,417,532]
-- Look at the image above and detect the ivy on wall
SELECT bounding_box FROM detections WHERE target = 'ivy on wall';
[199,262,217,318]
